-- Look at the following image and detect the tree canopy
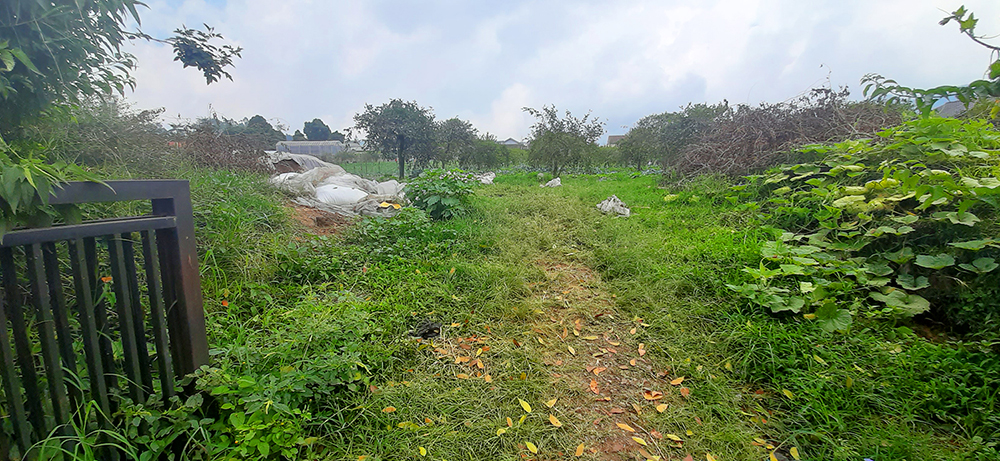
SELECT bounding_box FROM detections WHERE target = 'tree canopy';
[303,118,333,141]
[434,118,477,167]
[618,103,726,171]
[0,0,240,134]
[353,99,436,179]
[523,105,605,177]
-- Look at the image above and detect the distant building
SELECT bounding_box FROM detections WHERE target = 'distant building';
[499,138,525,149]
[275,140,363,155]
[935,100,969,117]
[606,135,625,146]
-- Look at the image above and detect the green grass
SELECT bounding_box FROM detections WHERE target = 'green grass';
[339,161,400,179]
[60,168,998,460]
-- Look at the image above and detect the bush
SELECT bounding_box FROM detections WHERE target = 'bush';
[674,88,906,177]
[726,116,1000,335]
[403,168,476,219]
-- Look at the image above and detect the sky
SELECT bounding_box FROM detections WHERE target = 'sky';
[124,0,1000,143]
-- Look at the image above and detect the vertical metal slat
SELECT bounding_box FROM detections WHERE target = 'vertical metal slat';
[0,247,46,440]
[42,242,82,410]
[140,231,175,399]
[67,239,112,422]
[0,274,32,455]
[25,244,71,432]
[120,233,154,396]
[106,236,144,403]
[84,237,117,404]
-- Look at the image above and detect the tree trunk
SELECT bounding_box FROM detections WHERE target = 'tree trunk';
[397,135,406,179]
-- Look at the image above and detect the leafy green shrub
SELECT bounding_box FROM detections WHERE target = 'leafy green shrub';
[727,117,1000,334]
[344,207,465,263]
[403,169,476,219]
[0,138,102,238]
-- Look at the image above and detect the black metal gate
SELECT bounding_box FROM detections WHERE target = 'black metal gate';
[0,180,208,459]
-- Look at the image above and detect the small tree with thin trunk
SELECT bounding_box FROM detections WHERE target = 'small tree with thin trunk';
[353,99,436,179]
[523,105,604,177]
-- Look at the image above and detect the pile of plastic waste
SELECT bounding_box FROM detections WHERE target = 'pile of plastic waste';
[264,153,406,217]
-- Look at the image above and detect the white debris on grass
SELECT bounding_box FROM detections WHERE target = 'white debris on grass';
[541,177,562,188]
[476,172,496,185]
[266,155,406,217]
[597,195,631,217]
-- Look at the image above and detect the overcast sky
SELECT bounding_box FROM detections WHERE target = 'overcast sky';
[124,0,1000,143]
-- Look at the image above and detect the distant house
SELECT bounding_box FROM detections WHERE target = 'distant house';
[499,138,525,149]
[606,135,625,146]
[935,100,969,117]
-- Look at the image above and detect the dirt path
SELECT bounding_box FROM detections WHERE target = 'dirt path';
[522,258,692,461]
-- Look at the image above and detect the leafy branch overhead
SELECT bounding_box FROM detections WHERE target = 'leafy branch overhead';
[0,0,241,130]
[862,5,1000,115]
[129,24,243,85]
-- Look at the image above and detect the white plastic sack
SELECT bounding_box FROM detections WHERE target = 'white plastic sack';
[541,177,562,188]
[376,179,404,196]
[320,174,379,194]
[269,172,315,196]
[597,195,631,217]
[315,184,369,205]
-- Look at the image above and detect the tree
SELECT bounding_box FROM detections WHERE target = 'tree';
[245,114,286,148]
[434,118,477,167]
[292,130,307,141]
[330,130,346,142]
[0,0,241,134]
[618,103,726,171]
[303,118,332,141]
[459,133,510,170]
[523,105,605,177]
[353,99,436,179]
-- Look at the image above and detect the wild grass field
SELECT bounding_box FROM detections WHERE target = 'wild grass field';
[150,165,999,461]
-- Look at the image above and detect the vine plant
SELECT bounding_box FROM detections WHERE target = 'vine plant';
[727,117,1000,332]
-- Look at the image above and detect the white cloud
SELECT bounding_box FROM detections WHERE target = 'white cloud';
[123,0,1000,141]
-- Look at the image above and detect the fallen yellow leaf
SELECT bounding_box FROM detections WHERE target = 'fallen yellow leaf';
[589,379,600,394]
[575,443,585,457]
[643,390,664,400]
[686,430,693,436]
[526,442,538,454]
[630,359,637,366]
[616,423,635,432]
[593,367,607,375]
[506,417,513,427]
[769,452,779,461]
[545,398,557,408]
[456,373,469,379]
[803,313,817,320]
[484,374,493,383]
[519,399,532,413]
[666,433,683,442]
[706,454,717,461]
[680,387,690,398]
[782,389,795,400]
[670,376,685,385]
[632,437,648,446]
[382,407,396,413]
[418,447,427,456]
[549,414,562,427]
[496,428,506,435]
[568,345,576,356]
[813,354,828,366]
[790,447,801,460]
[632,403,642,415]
[583,335,599,340]
[518,414,527,424]
[655,404,668,413]
[476,348,483,357]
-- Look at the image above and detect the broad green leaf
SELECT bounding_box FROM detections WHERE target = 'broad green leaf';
[891,215,919,224]
[870,289,930,316]
[816,301,852,332]
[831,195,866,208]
[959,257,998,274]
[884,247,914,264]
[915,254,955,269]
[897,274,930,290]
[949,240,991,250]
